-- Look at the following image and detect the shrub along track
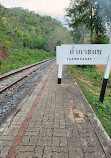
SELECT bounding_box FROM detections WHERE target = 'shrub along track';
[0,58,55,125]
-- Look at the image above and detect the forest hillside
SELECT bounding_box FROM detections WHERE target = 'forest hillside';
[0,4,73,74]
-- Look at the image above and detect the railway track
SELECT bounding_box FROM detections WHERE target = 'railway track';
[0,58,54,94]
[0,58,55,125]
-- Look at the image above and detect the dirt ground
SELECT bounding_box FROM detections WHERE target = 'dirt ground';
[95,65,111,73]
[0,50,8,60]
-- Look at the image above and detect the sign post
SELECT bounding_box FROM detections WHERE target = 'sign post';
[56,44,111,102]
[99,55,111,102]
[58,64,63,84]
[56,46,63,84]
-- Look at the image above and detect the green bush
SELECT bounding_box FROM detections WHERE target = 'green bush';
[0,47,55,75]
[93,34,109,44]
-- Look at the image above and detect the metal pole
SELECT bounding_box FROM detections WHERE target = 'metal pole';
[99,79,108,103]
[99,29,111,103]
[99,55,111,103]
[57,46,63,84]
[58,64,63,84]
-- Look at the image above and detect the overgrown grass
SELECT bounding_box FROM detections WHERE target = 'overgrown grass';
[69,65,111,138]
[0,48,55,75]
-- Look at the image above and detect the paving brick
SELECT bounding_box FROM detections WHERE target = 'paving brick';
[80,137,88,147]
[0,146,10,157]
[52,137,60,147]
[34,121,42,128]
[19,145,35,152]
[66,130,73,138]
[69,147,76,158]
[46,129,53,137]
[0,140,13,147]
[53,152,69,158]
[84,152,106,158]
[21,136,30,145]
[29,135,38,145]
[0,135,15,141]
[39,128,47,137]
[60,137,67,147]
[83,146,96,153]
[25,131,39,136]
[52,146,68,153]
[43,146,52,157]
[86,136,96,147]
[35,146,44,158]
[0,146,3,152]
[75,147,84,158]
[28,121,35,128]
[37,140,52,146]
[53,131,67,137]
[16,152,35,158]
[26,127,39,132]
[40,136,52,142]
[67,137,76,146]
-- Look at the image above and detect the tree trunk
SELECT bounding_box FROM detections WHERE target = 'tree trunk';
[95,30,98,39]
[90,5,93,43]
[110,28,111,44]
[83,30,87,44]
[91,28,93,43]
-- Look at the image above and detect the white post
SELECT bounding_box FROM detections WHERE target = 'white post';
[99,55,111,103]
[99,29,111,103]
[104,55,111,79]
[58,64,63,84]
[56,46,63,84]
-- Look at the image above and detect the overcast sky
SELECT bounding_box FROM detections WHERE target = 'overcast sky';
[0,0,70,24]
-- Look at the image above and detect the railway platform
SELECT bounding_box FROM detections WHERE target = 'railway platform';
[0,62,111,158]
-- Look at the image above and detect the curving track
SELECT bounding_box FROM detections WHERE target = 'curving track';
[0,58,54,94]
[0,58,55,125]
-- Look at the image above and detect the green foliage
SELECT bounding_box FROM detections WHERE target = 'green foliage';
[0,4,6,19]
[66,0,110,43]
[31,35,46,50]
[92,34,109,44]
[0,5,73,52]
[0,48,55,75]
[0,4,73,74]
[3,41,13,50]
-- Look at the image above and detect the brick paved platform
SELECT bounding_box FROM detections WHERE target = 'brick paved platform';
[0,63,111,158]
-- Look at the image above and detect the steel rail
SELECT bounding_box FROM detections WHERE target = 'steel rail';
[0,58,55,94]
[0,58,52,80]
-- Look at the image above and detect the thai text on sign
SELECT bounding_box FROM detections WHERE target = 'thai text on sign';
[56,44,111,65]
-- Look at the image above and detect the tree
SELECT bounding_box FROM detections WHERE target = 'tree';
[66,0,106,43]
[31,35,46,50]
[70,26,89,44]
[22,33,31,47]
[0,4,6,19]
[0,4,73,52]
[96,0,111,40]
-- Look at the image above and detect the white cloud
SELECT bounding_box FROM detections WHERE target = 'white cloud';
[0,0,70,25]
[0,0,23,8]
[0,0,70,18]
[23,0,70,18]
